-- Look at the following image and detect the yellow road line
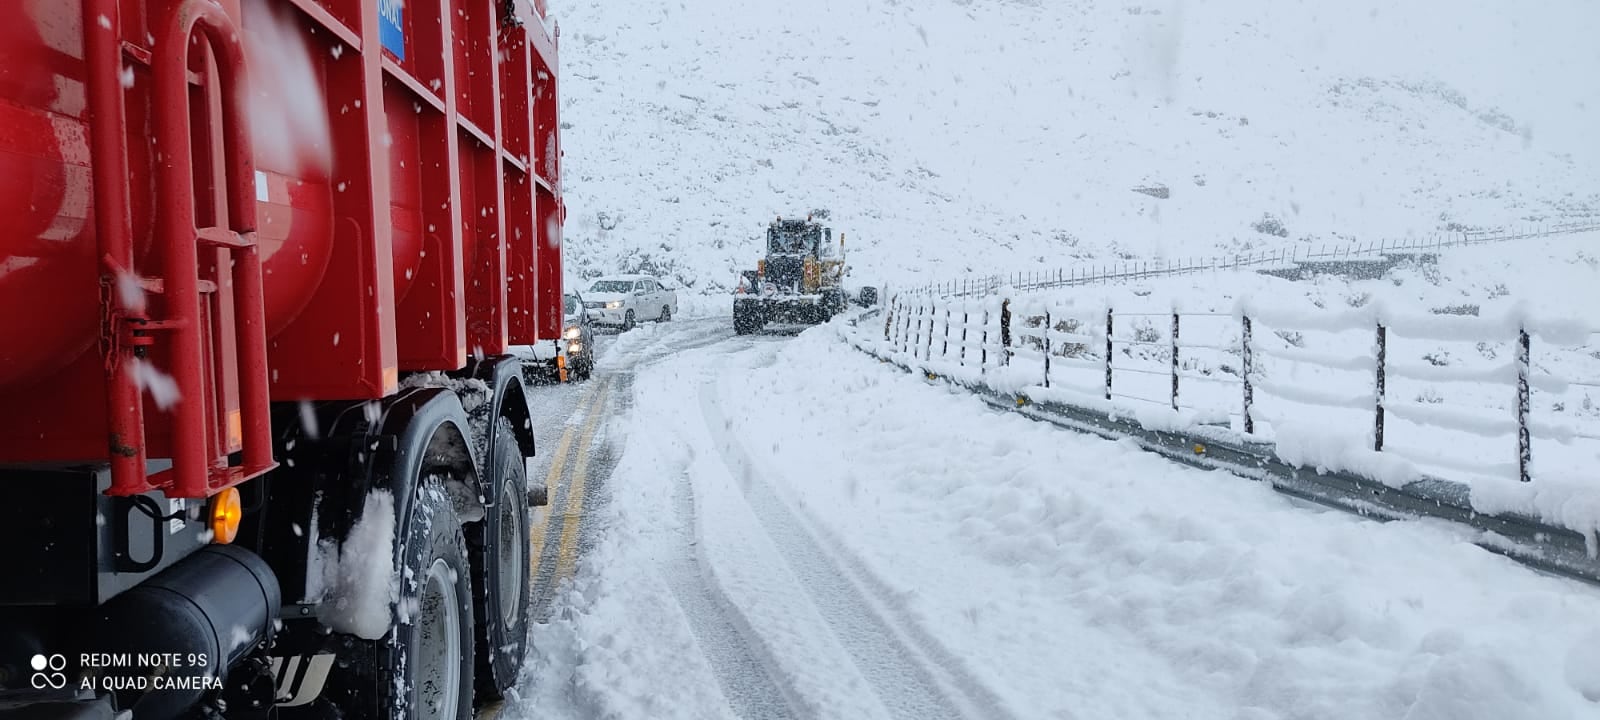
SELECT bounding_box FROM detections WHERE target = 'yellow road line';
[530,383,604,576]
[553,379,611,585]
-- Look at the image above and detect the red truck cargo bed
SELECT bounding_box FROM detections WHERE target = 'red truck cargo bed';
[0,0,563,497]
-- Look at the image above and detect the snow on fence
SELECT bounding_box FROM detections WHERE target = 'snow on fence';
[909,221,1600,299]
[872,292,1600,493]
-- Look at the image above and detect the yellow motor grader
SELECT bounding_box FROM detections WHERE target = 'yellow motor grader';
[733,215,848,334]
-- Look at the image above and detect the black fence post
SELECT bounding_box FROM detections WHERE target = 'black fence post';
[1043,309,1052,388]
[907,303,917,354]
[1517,327,1532,483]
[915,302,925,359]
[926,301,936,361]
[902,300,915,353]
[980,308,989,373]
[884,297,896,342]
[1374,323,1387,451]
[942,306,951,358]
[1001,299,1013,367]
[901,302,912,353]
[959,306,969,367]
[920,302,930,358]
[896,299,908,350]
[1241,315,1255,434]
[1104,308,1114,400]
[1170,313,1180,412]
[903,300,912,346]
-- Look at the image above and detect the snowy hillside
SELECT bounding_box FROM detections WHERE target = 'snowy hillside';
[555,0,1600,292]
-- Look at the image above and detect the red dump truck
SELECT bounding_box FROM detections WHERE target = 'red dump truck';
[0,1,563,718]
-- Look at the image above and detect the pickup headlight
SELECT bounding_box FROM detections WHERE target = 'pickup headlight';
[605,300,623,309]
[563,326,581,340]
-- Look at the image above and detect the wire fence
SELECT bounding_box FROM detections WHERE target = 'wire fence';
[871,291,1600,488]
[909,221,1600,298]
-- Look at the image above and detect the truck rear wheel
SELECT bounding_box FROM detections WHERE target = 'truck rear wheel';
[734,306,762,335]
[470,419,532,698]
[310,475,475,720]
[391,478,476,720]
[822,289,845,318]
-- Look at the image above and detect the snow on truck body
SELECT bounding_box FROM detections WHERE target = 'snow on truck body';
[0,1,562,718]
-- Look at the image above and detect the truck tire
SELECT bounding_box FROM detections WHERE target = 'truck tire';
[733,306,761,335]
[659,305,672,322]
[823,290,845,318]
[302,474,476,720]
[379,476,476,720]
[623,309,636,331]
[469,419,532,698]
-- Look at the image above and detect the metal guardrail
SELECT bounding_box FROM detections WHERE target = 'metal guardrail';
[910,221,1600,298]
[843,294,1600,586]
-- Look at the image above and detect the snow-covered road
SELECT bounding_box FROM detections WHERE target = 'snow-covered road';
[505,316,1600,720]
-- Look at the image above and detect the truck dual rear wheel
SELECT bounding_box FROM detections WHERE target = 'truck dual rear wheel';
[392,478,476,720]
[309,474,475,720]
[470,418,532,697]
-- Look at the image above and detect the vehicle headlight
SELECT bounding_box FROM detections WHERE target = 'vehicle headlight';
[606,301,623,309]
[563,326,581,339]
[567,342,584,354]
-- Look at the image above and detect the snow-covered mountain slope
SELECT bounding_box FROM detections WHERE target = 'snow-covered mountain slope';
[554,0,1599,292]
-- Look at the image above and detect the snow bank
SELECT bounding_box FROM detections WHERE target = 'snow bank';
[1471,473,1600,559]
[1269,420,1421,488]
[726,329,1600,719]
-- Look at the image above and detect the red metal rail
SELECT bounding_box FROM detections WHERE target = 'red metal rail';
[143,0,275,496]
[84,0,146,490]
[89,0,276,497]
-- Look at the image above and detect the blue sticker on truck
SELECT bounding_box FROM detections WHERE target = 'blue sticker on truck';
[378,0,405,60]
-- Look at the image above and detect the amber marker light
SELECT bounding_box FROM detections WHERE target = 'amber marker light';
[210,487,242,544]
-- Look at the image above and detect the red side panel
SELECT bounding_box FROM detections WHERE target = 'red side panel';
[502,26,538,346]
[533,50,563,339]
[258,0,394,400]
[390,0,468,371]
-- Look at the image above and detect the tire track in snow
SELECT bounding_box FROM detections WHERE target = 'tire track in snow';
[697,373,1016,720]
[618,340,809,720]
[558,324,805,718]
[662,380,807,720]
